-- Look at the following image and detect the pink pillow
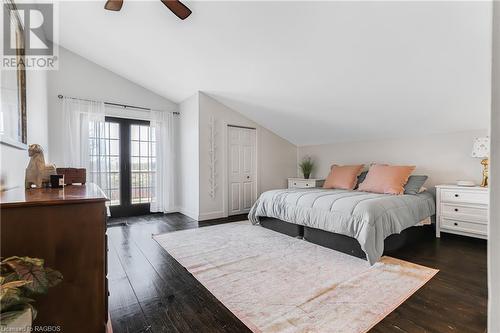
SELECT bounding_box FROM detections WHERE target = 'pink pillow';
[358,164,415,195]
[323,165,364,190]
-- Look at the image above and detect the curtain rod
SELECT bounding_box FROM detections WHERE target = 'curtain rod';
[57,94,180,115]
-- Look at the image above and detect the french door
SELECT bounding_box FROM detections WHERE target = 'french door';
[90,117,156,217]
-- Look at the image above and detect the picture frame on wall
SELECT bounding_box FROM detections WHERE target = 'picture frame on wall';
[0,0,27,149]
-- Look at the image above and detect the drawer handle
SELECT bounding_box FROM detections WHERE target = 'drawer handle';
[454,222,458,226]
[454,194,459,198]
[294,183,297,185]
[306,184,309,186]
[454,208,459,212]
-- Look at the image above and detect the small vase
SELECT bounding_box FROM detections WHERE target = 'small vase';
[304,173,310,180]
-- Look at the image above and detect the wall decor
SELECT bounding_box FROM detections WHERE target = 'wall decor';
[208,116,217,198]
[25,144,56,188]
[0,0,27,149]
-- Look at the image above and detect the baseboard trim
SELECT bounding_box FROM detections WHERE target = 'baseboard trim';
[198,211,225,221]
[178,208,199,221]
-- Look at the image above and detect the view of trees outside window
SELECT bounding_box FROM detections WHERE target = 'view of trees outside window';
[130,124,156,204]
[89,121,121,206]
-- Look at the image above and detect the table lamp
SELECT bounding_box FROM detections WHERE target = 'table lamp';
[471,137,490,187]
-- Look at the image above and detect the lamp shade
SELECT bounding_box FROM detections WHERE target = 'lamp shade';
[471,137,489,158]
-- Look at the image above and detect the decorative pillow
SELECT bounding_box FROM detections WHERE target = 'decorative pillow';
[358,164,415,195]
[355,170,368,189]
[323,165,364,190]
[404,175,428,195]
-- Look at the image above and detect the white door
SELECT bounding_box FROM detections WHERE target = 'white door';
[228,126,257,215]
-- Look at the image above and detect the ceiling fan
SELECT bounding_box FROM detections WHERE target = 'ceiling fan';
[104,0,192,20]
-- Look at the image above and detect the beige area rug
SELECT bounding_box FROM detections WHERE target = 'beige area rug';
[153,221,438,333]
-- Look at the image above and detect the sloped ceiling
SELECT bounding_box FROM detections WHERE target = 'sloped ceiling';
[57,1,491,146]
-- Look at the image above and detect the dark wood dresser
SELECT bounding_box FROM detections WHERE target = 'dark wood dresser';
[0,184,109,333]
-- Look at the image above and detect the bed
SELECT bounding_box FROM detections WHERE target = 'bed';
[248,188,436,264]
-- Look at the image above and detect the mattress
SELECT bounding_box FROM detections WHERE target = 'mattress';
[248,188,436,264]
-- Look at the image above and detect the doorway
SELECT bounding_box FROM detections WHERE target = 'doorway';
[227,125,257,216]
[91,117,156,217]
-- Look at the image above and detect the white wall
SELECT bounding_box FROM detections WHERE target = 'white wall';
[47,46,178,167]
[178,93,200,220]
[489,1,499,331]
[1,69,49,189]
[298,130,489,192]
[198,93,297,221]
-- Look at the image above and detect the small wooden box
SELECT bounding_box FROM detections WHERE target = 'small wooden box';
[56,168,86,185]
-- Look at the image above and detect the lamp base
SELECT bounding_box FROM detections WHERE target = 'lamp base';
[480,158,488,187]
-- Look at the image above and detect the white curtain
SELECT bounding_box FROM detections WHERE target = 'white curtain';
[62,97,106,177]
[149,110,175,213]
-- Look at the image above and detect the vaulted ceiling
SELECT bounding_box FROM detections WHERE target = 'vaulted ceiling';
[57,1,492,146]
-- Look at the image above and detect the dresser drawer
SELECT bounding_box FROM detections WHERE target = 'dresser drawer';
[441,204,488,223]
[441,218,487,236]
[441,189,488,205]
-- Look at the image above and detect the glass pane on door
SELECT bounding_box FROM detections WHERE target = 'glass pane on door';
[130,124,156,204]
[89,121,121,206]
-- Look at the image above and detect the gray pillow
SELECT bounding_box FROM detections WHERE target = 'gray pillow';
[404,175,428,195]
[355,171,368,189]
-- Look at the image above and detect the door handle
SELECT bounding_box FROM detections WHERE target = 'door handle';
[246,176,250,179]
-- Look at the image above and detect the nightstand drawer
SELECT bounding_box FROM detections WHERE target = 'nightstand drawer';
[441,189,488,205]
[441,218,487,236]
[290,180,314,188]
[288,179,324,189]
[441,204,488,223]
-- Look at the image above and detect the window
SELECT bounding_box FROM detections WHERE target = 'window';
[88,121,120,206]
[131,125,156,204]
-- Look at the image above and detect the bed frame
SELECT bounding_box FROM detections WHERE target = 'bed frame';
[259,216,431,260]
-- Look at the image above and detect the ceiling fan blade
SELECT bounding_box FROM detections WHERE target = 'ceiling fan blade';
[104,0,123,11]
[160,0,192,20]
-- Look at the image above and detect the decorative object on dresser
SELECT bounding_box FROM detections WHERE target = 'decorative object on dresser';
[0,184,109,332]
[49,174,64,188]
[25,144,56,189]
[56,168,86,185]
[288,178,324,189]
[436,184,488,239]
[298,156,314,179]
[471,136,490,187]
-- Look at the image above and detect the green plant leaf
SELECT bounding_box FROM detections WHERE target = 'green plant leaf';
[1,286,22,311]
[0,284,35,314]
[5,259,49,294]
[45,268,63,288]
[3,257,44,267]
[0,307,32,327]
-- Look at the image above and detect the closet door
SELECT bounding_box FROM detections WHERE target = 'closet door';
[228,126,257,215]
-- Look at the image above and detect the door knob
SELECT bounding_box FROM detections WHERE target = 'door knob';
[247,176,250,179]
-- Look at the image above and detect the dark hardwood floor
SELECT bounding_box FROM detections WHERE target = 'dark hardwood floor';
[107,213,487,333]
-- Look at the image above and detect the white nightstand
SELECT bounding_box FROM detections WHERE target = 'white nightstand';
[288,178,324,189]
[435,185,489,239]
